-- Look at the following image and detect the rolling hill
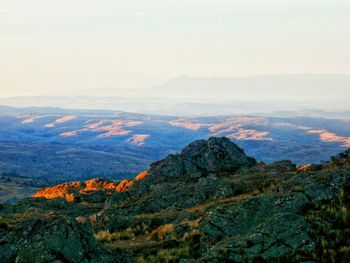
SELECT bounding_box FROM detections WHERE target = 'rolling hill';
[0,105,349,185]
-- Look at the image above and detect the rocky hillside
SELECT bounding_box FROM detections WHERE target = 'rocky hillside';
[1,137,350,262]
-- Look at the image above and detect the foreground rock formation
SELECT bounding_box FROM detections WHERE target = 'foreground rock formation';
[32,172,149,202]
[32,178,118,202]
[1,138,350,262]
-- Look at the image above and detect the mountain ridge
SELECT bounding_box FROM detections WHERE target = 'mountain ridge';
[150,74,350,101]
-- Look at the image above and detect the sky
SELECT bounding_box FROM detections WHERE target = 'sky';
[1,0,350,97]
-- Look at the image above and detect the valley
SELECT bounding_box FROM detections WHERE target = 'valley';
[0,106,349,188]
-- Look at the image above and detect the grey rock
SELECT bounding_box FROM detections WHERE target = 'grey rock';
[0,213,113,263]
[200,192,314,262]
[149,137,256,180]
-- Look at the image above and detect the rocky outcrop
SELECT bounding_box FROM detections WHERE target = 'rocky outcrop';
[32,178,119,202]
[33,137,256,209]
[198,151,350,262]
[105,137,257,213]
[149,137,256,180]
[115,170,149,192]
[297,163,322,172]
[32,172,150,202]
[200,192,313,262]
[0,212,112,263]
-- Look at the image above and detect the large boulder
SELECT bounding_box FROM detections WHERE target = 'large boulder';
[149,137,256,179]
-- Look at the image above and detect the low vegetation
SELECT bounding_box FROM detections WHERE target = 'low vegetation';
[0,138,349,262]
[306,183,350,262]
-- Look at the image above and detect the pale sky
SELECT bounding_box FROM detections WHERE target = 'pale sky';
[1,0,350,97]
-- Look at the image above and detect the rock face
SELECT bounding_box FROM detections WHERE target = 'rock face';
[32,178,119,202]
[198,150,350,262]
[0,212,112,263]
[32,172,150,202]
[200,192,313,262]
[297,163,322,172]
[149,137,256,179]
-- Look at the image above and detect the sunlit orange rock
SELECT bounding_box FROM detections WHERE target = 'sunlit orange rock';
[134,170,149,181]
[32,181,85,201]
[115,170,149,192]
[84,178,118,191]
[297,163,322,172]
[32,171,150,202]
[32,179,118,202]
[297,164,313,172]
[65,193,76,202]
[115,179,131,192]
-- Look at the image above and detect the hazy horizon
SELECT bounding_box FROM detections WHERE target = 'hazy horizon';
[1,0,350,98]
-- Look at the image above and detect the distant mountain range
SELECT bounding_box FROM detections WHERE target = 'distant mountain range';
[0,105,349,183]
[151,74,350,102]
[65,74,350,102]
[0,74,349,116]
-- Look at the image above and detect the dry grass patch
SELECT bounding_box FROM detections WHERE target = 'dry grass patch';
[94,228,136,242]
[147,224,175,241]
